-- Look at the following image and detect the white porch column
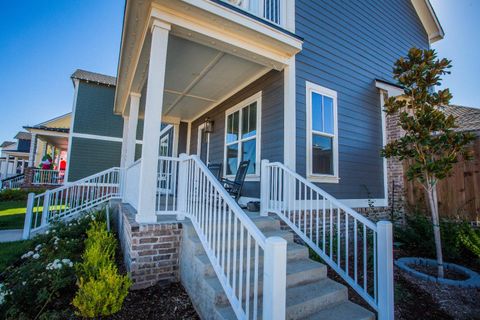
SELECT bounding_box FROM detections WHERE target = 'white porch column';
[283,57,296,170]
[124,93,141,167]
[2,156,9,179]
[28,133,37,167]
[136,19,171,224]
[13,157,18,174]
[21,159,25,174]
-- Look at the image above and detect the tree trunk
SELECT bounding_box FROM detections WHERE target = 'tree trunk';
[426,185,445,278]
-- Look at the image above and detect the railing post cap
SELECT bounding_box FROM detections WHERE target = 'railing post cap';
[377,220,393,227]
[266,236,287,247]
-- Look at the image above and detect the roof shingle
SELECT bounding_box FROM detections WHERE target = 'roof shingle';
[442,105,480,132]
[71,69,116,86]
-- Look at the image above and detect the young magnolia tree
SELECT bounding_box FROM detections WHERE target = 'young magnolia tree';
[382,48,475,278]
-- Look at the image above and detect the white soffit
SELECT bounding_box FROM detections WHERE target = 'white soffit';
[411,0,445,43]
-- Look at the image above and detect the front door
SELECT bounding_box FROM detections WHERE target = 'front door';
[197,124,210,164]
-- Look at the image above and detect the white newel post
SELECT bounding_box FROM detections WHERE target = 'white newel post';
[41,190,51,227]
[263,236,287,320]
[28,133,37,167]
[136,19,170,224]
[377,221,394,320]
[125,93,140,167]
[176,153,188,221]
[260,159,270,216]
[22,192,35,240]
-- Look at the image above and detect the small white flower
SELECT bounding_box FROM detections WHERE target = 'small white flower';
[21,251,34,259]
[22,281,26,286]
[32,253,40,259]
[45,230,50,235]
[35,244,42,251]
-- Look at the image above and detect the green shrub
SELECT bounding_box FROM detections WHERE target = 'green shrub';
[73,220,131,317]
[0,210,105,319]
[395,212,471,260]
[459,227,480,258]
[0,188,46,202]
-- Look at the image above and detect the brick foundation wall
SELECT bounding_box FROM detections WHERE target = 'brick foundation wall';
[113,203,182,290]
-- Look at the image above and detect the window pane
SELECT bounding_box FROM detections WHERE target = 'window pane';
[241,139,256,174]
[312,134,333,175]
[227,111,239,143]
[324,96,334,134]
[226,144,239,175]
[242,102,257,139]
[312,92,323,132]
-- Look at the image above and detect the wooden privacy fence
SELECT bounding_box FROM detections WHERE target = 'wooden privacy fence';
[404,134,480,222]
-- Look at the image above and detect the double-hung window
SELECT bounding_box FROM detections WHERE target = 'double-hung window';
[306,82,339,183]
[224,92,261,179]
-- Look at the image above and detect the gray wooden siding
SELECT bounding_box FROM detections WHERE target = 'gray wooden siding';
[178,122,188,155]
[295,0,429,200]
[73,82,123,138]
[67,137,121,181]
[190,70,284,198]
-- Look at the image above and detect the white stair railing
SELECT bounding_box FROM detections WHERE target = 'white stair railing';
[31,169,64,185]
[181,155,287,320]
[1,173,24,189]
[260,160,394,320]
[23,167,123,239]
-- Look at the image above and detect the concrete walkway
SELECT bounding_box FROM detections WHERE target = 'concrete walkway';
[0,229,23,243]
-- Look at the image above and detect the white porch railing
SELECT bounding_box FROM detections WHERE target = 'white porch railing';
[223,0,285,26]
[1,174,24,189]
[156,156,180,213]
[260,160,394,320]
[32,169,64,185]
[23,167,122,239]
[182,155,286,319]
[123,160,141,209]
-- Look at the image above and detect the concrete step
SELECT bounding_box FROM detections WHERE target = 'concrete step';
[214,278,349,319]
[185,228,294,254]
[203,258,328,306]
[183,214,281,234]
[303,301,375,320]
[195,241,310,277]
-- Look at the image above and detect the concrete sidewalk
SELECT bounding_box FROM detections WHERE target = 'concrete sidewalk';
[0,229,23,243]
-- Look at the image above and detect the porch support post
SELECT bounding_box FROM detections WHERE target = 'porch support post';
[28,133,37,167]
[283,57,296,170]
[136,19,171,224]
[13,157,18,174]
[1,156,8,179]
[124,93,141,167]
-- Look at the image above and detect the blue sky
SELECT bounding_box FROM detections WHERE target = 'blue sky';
[0,1,478,145]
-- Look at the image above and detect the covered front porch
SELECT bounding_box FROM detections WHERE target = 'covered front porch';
[116,0,301,223]
[24,126,69,186]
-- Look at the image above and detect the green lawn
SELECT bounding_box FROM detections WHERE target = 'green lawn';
[0,240,33,271]
[0,200,28,230]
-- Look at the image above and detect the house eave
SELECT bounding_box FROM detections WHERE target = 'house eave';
[411,0,445,43]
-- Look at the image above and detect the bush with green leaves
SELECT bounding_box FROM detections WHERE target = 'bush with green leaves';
[0,188,46,202]
[395,213,473,261]
[73,220,131,317]
[459,227,480,259]
[0,210,105,320]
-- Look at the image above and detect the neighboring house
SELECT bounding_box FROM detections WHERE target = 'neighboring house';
[23,1,444,319]
[23,113,71,186]
[0,132,31,180]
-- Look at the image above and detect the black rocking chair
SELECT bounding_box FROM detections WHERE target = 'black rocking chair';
[207,163,223,181]
[221,160,250,201]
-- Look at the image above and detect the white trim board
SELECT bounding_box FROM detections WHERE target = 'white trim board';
[71,133,124,143]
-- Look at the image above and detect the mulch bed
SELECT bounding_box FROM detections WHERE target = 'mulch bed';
[409,263,469,280]
[105,282,200,320]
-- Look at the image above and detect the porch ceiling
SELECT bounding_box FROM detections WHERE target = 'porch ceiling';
[37,135,69,150]
[138,35,268,121]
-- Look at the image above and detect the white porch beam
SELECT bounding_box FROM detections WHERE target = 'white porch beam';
[124,93,141,167]
[136,19,171,224]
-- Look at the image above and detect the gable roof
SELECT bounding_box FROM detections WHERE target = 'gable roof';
[442,105,480,132]
[0,141,15,148]
[14,132,31,140]
[71,69,116,87]
[411,0,444,43]
[37,112,71,127]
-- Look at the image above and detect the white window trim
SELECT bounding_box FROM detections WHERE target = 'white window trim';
[197,123,210,164]
[223,91,262,182]
[306,81,339,183]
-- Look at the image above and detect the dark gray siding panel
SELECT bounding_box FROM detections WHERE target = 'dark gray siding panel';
[68,137,121,181]
[178,122,188,155]
[190,70,284,198]
[73,82,123,138]
[135,143,142,161]
[295,0,429,200]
